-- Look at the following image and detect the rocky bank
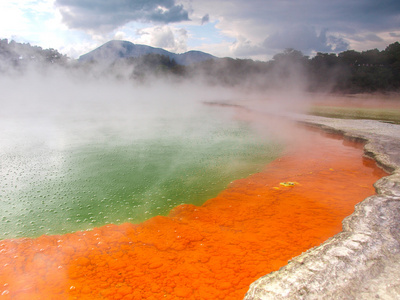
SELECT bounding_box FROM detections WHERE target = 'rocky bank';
[245,116,400,300]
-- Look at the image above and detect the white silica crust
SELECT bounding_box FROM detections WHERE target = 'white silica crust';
[245,116,400,300]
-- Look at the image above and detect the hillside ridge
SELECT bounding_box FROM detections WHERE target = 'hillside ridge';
[78,40,217,65]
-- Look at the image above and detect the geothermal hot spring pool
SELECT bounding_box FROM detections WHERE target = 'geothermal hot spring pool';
[0,81,387,300]
[0,96,279,240]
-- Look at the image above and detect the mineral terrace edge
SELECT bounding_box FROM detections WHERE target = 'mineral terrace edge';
[245,116,400,300]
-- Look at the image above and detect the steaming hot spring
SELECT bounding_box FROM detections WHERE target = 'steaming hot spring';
[0,80,386,299]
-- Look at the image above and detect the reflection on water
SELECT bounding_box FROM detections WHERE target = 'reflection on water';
[0,96,281,239]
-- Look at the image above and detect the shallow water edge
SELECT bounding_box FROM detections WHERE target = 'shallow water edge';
[245,116,400,300]
[0,121,384,300]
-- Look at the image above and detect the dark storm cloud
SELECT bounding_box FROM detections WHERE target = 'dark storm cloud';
[55,0,189,31]
[263,26,349,54]
[201,14,210,25]
[359,34,384,42]
[224,0,400,57]
[252,0,400,32]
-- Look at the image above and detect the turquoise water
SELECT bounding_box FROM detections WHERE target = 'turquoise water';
[0,86,282,239]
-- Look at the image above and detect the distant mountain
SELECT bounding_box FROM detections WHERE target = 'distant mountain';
[175,50,218,65]
[78,40,216,65]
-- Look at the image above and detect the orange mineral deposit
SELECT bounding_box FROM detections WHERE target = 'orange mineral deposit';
[0,129,388,300]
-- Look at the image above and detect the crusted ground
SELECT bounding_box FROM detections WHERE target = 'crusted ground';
[245,116,400,300]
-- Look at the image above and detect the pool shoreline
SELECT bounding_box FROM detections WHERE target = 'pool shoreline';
[1,115,384,300]
[245,115,400,299]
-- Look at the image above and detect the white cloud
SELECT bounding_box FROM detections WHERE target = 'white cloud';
[0,1,32,36]
[1,0,399,60]
[345,31,400,52]
[186,0,400,58]
[230,36,266,57]
[134,25,188,53]
[0,0,80,55]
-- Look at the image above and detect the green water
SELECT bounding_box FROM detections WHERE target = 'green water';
[0,94,282,239]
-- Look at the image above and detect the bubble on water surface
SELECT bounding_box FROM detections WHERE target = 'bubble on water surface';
[0,94,282,239]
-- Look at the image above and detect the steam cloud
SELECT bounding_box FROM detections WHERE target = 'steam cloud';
[0,45,319,241]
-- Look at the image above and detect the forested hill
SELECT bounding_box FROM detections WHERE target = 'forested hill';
[78,40,216,66]
[0,38,399,93]
[191,42,400,92]
[0,38,67,69]
[297,42,400,92]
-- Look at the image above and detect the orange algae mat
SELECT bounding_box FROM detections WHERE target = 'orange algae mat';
[0,130,388,300]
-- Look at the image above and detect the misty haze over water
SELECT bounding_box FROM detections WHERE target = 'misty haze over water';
[0,70,283,239]
[2,38,399,239]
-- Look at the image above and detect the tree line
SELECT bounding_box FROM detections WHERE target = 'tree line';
[190,42,400,92]
[308,42,400,92]
[0,38,67,73]
[1,38,399,92]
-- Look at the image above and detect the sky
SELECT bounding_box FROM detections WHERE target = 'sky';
[0,0,399,61]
